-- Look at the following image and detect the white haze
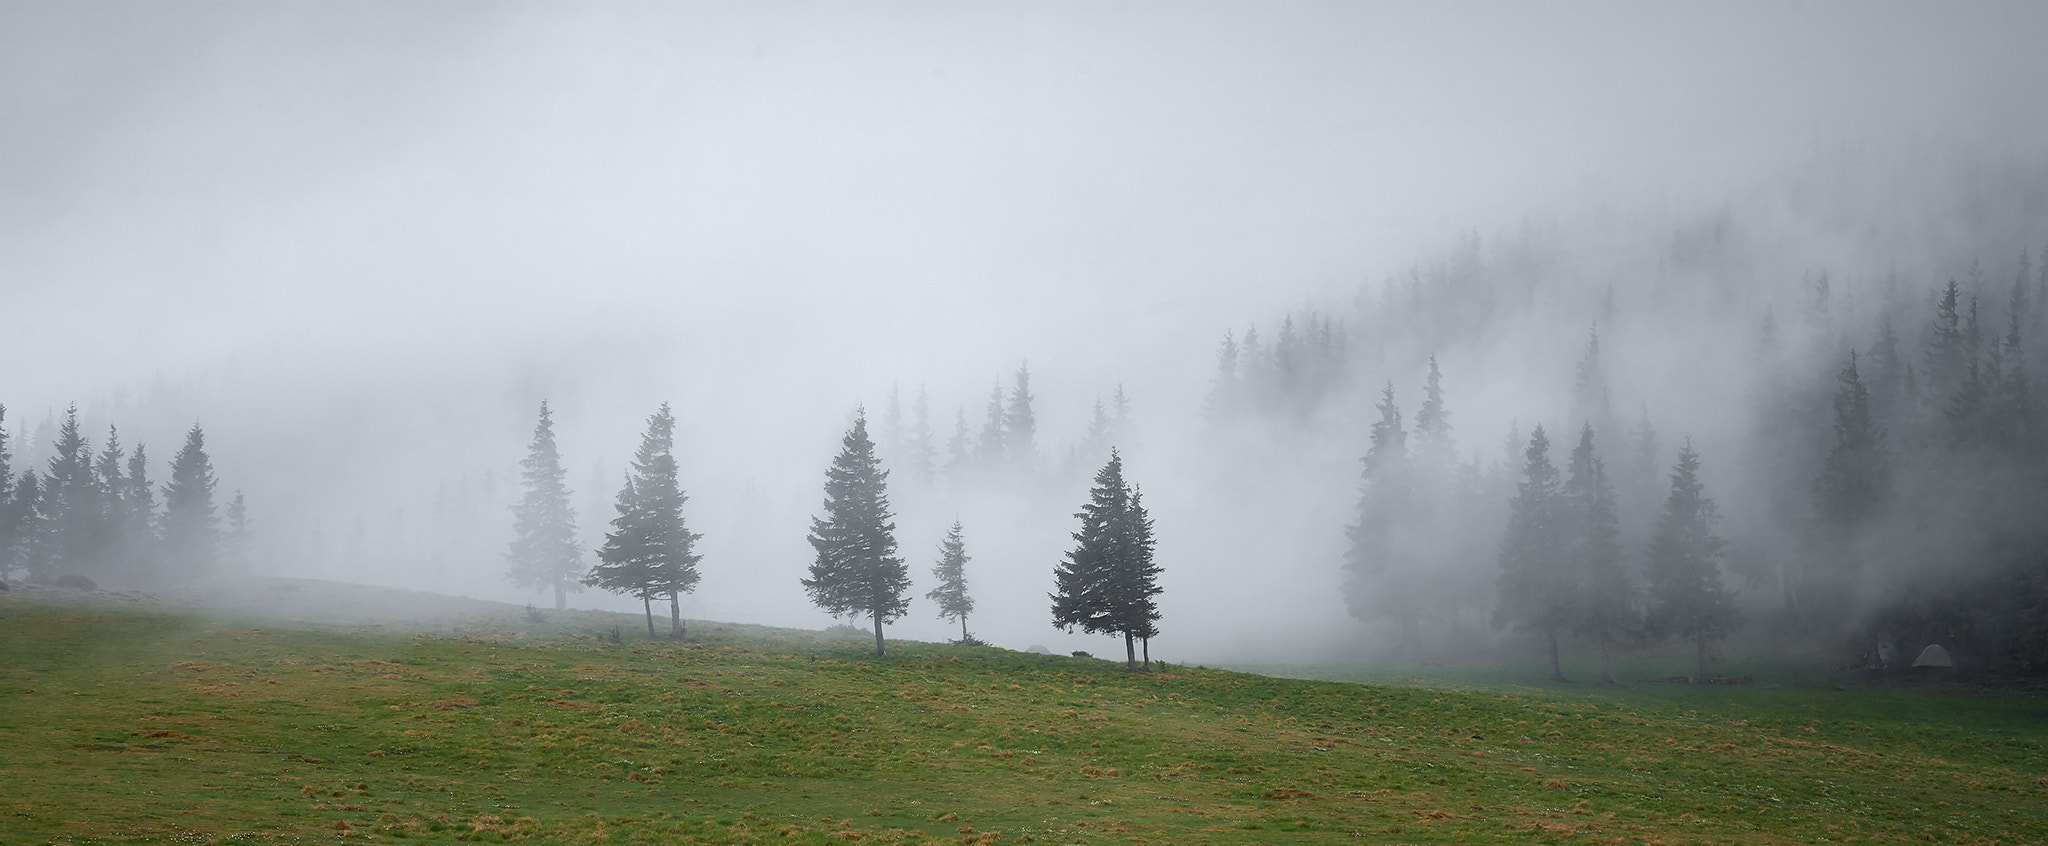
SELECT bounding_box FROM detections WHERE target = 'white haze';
[6,2,2047,662]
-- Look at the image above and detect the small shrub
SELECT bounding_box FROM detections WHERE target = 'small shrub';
[1071,650,1091,659]
[524,604,548,624]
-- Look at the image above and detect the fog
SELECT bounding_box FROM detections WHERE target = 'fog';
[7,2,2048,664]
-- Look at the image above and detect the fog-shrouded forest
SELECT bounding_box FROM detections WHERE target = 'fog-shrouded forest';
[7,3,2048,672]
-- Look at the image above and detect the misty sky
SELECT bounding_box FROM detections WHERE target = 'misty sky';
[7,2,2048,658]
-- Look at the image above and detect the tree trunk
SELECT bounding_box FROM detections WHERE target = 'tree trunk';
[1124,632,1137,672]
[1546,630,1569,683]
[553,580,566,611]
[642,595,655,639]
[669,591,683,641]
[1142,636,1151,672]
[873,615,886,658]
[1696,635,1708,683]
[1598,636,1616,686]
[960,616,968,643]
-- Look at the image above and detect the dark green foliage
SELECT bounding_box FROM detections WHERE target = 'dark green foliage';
[1493,425,1575,682]
[1051,450,1162,671]
[803,409,908,657]
[587,403,702,640]
[507,401,585,611]
[926,520,974,642]
[1644,440,1738,681]
[158,423,219,582]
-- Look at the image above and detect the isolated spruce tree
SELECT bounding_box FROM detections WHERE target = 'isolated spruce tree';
[1813,351,1887,533]
[1644,440,1739,682]
[159,423,220,582]
[588,404,702,639]
[1567,424,1633,686]
[1493,425,1576,682]
[802,410,909,657]
[1051,450,1163,671]
[506,401,586,610]
[926,520,975,643]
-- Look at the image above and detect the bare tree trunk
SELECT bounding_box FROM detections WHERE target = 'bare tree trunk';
[1142,636,1151,672]
[960,616,968,643]
[669,591,683,640]
[642,596,655,639]
[1547,630,1569,683]
[873,615,886,658]
[1124,632,1137,671]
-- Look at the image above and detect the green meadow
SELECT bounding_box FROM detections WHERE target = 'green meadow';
[2,592,2043,845]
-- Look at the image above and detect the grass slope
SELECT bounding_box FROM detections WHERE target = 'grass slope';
[2,593,2044,845]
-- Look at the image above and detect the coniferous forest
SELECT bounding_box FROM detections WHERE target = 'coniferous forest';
[10,165,2048,675]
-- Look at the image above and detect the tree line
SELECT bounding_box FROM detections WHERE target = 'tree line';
[0,403,244,590]
[1290,235,2048,675]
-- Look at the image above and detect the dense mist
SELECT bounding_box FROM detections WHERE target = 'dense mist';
[7,3,2048,666]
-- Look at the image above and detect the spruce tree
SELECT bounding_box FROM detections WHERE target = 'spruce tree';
[10,471,48,580]
[94,427,140,582]
[926,520,975,643]
[587,404,702,639]
[1644,440,1739,682]
[1814,351,1887,532]
[945,408,972,478]
[43,405,101,580]
[1005,363,1038,470]
[507,401,585,610]
[1572,327,1618,444]
[1413,356,1455,470]
[1492,425,1576,682]
[1051,450,1163,671]
[159,423,219,582]
[122,444,157,581]
[0,405,13,581]
[221,490,251,574]
[802,409,908,657]
[976,385,1006,466]
[905,385,936,485]
[1342,383,1421,653]
[1567,424,1632,686]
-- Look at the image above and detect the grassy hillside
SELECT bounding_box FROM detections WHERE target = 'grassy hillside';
[2,592,2043,845]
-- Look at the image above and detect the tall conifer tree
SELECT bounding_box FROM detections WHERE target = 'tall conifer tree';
[1567,424,1632,686]
[802,410,908,657]
[927,521,975,643]
[507,401,586,610]
[1644,440,1739,682]
[159,423,219,582]
[1051,450,1163,671]
[588,403,701,639]
[1493,426,1576,682]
